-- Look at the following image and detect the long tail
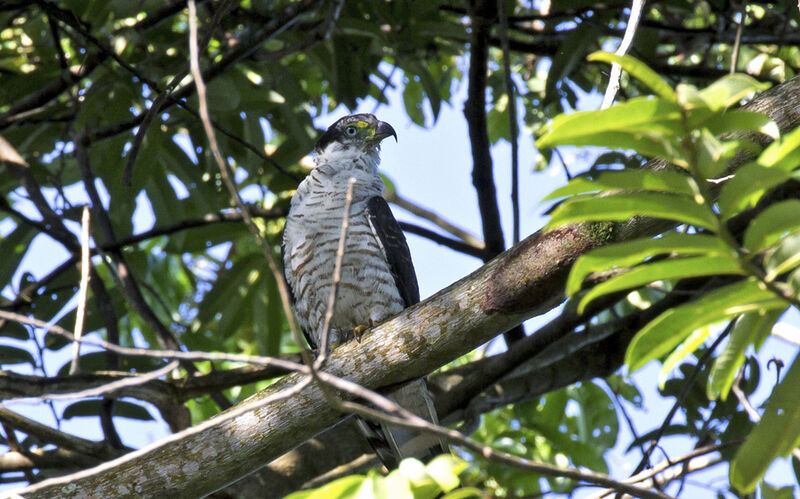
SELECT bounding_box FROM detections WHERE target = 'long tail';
[356,378,449,469]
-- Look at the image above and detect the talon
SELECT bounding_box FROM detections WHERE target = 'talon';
[346,320,374,343]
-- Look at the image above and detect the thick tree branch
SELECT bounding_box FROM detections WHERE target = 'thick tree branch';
[14,220,604,498]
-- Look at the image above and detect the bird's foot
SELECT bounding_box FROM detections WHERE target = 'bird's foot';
[344,319,374,344]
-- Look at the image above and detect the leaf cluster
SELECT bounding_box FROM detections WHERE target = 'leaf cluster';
[538,54,800,494]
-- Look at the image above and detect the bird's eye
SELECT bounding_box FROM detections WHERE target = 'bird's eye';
[344,126,357,136]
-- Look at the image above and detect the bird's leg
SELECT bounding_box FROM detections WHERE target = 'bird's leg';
[344,318,374,344]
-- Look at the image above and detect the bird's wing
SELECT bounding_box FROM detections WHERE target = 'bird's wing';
[365,196,420,307]
[362,196,448,466]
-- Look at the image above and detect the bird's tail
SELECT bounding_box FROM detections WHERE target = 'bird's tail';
[356,378,449,469]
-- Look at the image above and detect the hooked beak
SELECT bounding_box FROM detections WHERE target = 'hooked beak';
[374,121,398,143]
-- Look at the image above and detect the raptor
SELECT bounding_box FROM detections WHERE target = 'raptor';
[282,113,447,468]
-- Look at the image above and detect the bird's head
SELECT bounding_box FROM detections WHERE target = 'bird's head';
[314,113,397,156]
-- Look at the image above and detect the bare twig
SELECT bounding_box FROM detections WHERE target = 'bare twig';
[496,0,521,245]
[69,205,91,375]
[122,0,232,185]
[0,406,127,460]
[385,189,484,249]
[187,0,308,370]
[730,4,746,74]
[464,1,525,346]
[600,0,645,109]
[398,222,488,259]
[629,321,733,476]
[308,370,671,499]
[7,362,180,405]
[316,178,357,366]
[465,0,506,258]
[0,310,305,373]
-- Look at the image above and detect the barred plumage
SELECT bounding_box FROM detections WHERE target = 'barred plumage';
[282,114,447,468]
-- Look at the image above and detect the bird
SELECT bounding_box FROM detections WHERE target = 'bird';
[282,113,448,468]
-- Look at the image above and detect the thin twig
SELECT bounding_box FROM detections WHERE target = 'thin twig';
[69,205,91,375]
[7,362,180,405]
[731,365,760,421]
[310,370,671,499]
[629,321,733,476]
[496,0,521,245]
[0,406,127,460]
[316,178,357,367]
[0,310,304,373]
[122,0,233,185]
[600,0,645,109]
[186,0,308,369]
[730,4,746,74]
[385,189,484,249]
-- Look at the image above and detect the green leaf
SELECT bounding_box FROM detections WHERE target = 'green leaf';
[743,200,800,253]
[708,310,783,401]
[0,345,36,366]
[284,475,364,499]
[577,255,744,313]
[0,223,35,289]
[406,60,442,121]
[586,52,675,100]
[403,77,425,126]
[757,124,800,171]
[62,400,153,421]
[567,233,731,295]
[536,97,683,143]
[702,110,779,139]
[730,354,800,493]
[760,482,796,499]
[545,25,599,104]
[718,163,793,220]
[695,128,743,178]
[441,488,484,499]
[765,232,800,280]
[547,192,718,231]
[544,169,698,201]
[694,74,771,111]
[659,325,712,389]
[358,470,392,498]
[424,455,468,492]
[626,278,787,372]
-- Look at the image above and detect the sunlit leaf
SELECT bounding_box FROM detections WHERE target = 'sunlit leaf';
[659,325,712,389]
[695,128,742,178]
[626,278,786,372]
[718,163,793,220]
[567,233,730,295]
[577,255,744,313]
[537,97,683,147]
[544,169,698,201]
[586,52,675,100]
[699,110,778,140]
[695,74,771,111]
[757,124,800,171]
[547,192,718,231]
[765,232,800,281]
[743,200,800,253]
[284,475,363,499]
